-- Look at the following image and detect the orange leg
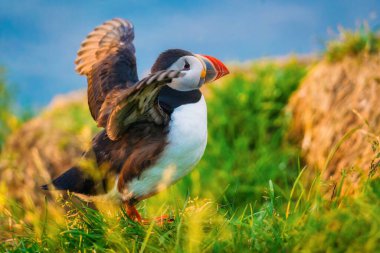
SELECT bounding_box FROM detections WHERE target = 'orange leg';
[125,204,142,223]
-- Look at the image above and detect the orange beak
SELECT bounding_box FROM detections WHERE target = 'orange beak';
[196,54,229,83]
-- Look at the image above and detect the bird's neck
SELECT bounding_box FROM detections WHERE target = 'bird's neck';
[158,85,202,115]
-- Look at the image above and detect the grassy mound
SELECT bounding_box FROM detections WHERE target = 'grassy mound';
[0,53,379,252]
[289,30,380,194]
[0,91,97,205]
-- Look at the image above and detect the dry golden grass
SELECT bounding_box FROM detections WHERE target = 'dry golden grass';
[288,54,380,193]
[0,91,97,205]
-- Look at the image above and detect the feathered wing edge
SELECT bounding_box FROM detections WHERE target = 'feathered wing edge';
[75,18,135,76]
[74,18,138,123]
[99,70,184,140]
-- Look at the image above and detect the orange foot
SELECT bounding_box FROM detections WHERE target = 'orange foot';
[141,215,175,226]
[125,205,174,226]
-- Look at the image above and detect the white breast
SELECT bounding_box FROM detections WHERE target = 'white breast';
[122,96,208,201]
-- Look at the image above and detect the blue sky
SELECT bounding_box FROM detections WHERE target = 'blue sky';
[0,0,379,108]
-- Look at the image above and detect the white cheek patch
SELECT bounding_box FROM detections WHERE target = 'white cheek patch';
[167,56,204,91]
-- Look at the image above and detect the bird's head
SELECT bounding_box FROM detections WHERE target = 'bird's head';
[151,49,229,91]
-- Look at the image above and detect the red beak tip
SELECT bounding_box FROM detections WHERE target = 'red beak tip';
[201,54,229,80]
[223,67,230,76]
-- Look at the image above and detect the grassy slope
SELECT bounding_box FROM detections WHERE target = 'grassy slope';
[0,57,379,252]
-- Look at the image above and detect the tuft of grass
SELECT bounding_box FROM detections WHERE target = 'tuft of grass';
[326,25,380,62]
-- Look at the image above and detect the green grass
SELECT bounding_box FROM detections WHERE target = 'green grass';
[1,173,379,252]
[194,60,307,204]
[1,59,379,252]
[326,25,380,62]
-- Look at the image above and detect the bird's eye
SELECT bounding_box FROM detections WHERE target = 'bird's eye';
[183,61,190,70]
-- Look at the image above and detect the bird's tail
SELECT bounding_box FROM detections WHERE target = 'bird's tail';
[40,183,50,190]
[40,166,96,195]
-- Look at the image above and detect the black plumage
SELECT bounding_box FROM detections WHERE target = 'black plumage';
[151,49,193,72]
[42,167,96,195]
[158,86,202,115]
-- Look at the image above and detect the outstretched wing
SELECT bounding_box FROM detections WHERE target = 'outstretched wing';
[75,18,138,122]
[98,70,183,140]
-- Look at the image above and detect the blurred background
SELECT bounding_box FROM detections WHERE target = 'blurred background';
[0,0,379,108]
[1,1,380,252]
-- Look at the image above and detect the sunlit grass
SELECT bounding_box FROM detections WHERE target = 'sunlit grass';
[1,170,379,252]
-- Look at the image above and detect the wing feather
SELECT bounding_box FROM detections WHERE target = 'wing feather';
[75,18,178,140]
[74,18,138,121]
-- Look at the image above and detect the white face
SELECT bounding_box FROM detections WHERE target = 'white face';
[167,55,206,91]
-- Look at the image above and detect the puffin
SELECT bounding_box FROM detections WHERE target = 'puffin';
[42,18,229,222]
